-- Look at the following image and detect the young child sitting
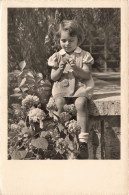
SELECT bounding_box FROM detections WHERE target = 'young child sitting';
[48,20,94,159]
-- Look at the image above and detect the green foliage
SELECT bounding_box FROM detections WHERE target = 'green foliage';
[8,72,81,159]
[9,60,51,104]
[8,8,120,159]
[8,8,120,73]
[8,76,82,160]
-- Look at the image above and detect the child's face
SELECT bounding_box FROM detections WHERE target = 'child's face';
[60,30,78,53]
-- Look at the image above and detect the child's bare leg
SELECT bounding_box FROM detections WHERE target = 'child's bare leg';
[55,97,66,116]
[75,97,89,143]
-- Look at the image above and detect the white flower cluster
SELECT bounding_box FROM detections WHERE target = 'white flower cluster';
[22,95,39,107]
[28,108,46,123]
[63,104,76,116]
[10,124,21,131]
[60,112,72,124]
[65,120,81,135]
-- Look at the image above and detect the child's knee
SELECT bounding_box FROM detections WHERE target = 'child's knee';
[75,97,87,111]
[55,97,66,108]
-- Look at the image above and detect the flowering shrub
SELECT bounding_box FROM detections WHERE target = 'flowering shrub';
[22,95,39,108]
[63,104,76,116]
[65,120,81,136]
[8,61,81,160]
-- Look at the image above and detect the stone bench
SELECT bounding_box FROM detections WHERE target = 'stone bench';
[88,72,120,159]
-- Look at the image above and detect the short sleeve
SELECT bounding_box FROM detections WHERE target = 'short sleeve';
[82,51,94,65]
[48,52,59,67]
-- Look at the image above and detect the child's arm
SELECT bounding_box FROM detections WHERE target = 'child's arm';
[51,62,66,81]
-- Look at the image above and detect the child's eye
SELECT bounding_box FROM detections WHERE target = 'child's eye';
[61,39,66,43]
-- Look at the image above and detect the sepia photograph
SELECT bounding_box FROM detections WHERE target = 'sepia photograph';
[8,8,121,160]
[0,0,128,194]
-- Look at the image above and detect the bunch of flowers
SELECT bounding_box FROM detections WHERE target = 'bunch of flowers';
[56,138,69,154]
[59,112,72,124]
[65,120,81,136]
[28,107,46,123]
[10,124,21,131]
[63,104,76,116]
[22,95,39,108]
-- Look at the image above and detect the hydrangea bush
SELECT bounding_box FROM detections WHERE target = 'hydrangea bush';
[8,61,80,160]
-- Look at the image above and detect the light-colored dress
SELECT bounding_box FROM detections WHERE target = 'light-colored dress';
[48,47,94,99]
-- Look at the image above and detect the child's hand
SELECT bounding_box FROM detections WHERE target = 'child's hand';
[69,57,76,68]
[59,61,66,70]
[59,56,68,70]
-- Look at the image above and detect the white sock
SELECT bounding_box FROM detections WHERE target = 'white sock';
[79,133,89,143]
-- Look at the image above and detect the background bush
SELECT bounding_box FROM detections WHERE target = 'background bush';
[8,8,120,74]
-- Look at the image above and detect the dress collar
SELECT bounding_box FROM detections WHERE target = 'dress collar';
[59,47,82,55]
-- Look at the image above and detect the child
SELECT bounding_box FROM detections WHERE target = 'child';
[48,20,94,159]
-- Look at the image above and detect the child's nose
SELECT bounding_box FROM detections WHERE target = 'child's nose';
[66,41,70,46]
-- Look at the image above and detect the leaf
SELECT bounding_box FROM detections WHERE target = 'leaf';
[25,152,34,159]
[31,137,48,150]
[10,93,22,97]
[13,88,21,93]
[11,149,27,160]
[45,79,51,86]
[27,72,34,78]
[22,127,32,134]
[40,131,48,138]
[10,70,22,77]
[68,141,74,151]
[36,73,43,79]
[19,61,26,71]
[42,87,51,91]
[12,103,21,109]
[19,78,26,87]
[20,87,29,92]
[58,123,64,132]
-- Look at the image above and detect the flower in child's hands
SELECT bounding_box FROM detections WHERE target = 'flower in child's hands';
[68,57,76,68]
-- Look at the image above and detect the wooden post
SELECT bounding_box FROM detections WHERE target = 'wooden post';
[101,120,105,159]
[104,32,108,72]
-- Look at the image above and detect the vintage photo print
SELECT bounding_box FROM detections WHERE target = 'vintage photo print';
[0,0,128,194]
[8,7,121,160]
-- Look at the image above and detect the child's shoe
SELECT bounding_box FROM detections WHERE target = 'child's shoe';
[78,142,88,159]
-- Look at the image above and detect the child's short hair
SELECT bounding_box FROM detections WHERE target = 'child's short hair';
[57,20,85,46]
